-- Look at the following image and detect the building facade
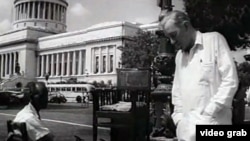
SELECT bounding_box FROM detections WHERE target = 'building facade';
[0,0,158,87]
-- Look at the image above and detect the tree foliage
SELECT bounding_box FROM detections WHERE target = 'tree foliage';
[183,0,250,49]
[118,30,159,68]
[237,61,250,87]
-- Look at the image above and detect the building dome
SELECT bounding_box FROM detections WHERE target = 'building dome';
[13,0,68,33]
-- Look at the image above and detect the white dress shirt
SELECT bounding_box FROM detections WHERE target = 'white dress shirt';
[13,103,50,141]
[171,31,239,126]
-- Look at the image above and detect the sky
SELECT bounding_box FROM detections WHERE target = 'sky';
[0,0,247,62]
[0,0,184,33]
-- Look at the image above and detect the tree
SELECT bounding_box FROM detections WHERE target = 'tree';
[118,30,159,68]
[183,0,250,49]
[237,61,250,87]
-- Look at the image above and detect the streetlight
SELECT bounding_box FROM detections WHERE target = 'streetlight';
[150,0,176,138]
[118,62,122,68]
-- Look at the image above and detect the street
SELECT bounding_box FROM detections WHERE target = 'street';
[0,103,110,141]
[1,102,250,141]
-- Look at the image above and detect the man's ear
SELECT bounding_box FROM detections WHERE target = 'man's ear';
[183,21,189,31]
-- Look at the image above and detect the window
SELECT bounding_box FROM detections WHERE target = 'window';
[77,87,81,92]
[95,56,99,73]
[109,55,113,72]
[102,56,106,73]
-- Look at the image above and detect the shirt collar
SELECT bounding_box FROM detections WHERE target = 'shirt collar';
[188,31,203,53]
[194,31,203,47]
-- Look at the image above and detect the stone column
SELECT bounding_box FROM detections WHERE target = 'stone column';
[4,54,8,75]
[23,2,26,19]
[46,54,49,74]
[78,50,82,75]
[23,3,26,19]
[27,2,30,18]
[37,1,41,18]
[19,4,22,20]
[92,49,95,73]
[18,4,21,20]
[48,2,51,20]
[56,53,59,76]
[1,54,4,77]
[9,53,13,75]
[36,56,40,77]
[57,5,60,21]
[61,53,65,76]
[43,2,46,19]
[72,51,76,75]
[32,2,35,18]
[51,54,54,76]
[41,55,44,76]
[67,52,70,76]
[0,54,3,77]
[113,46,116,72]
[13,53,17,75]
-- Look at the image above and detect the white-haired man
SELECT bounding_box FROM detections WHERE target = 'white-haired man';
[159,10,239,141]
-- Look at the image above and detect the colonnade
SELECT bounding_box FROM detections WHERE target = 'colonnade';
[0,52,19,78]
[37,50,85,77]
[14,1,67,23]
[92,46,115,74]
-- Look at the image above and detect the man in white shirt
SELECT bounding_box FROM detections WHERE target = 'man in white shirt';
[159,10,239,141]
[13,82,54,141]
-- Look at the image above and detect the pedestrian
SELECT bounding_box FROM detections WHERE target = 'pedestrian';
[159,10,239,141]
[11,82,54,141]
[82,89,89,107]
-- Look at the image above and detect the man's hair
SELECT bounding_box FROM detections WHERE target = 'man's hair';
[25,82,48,99]
[159,10,190,28]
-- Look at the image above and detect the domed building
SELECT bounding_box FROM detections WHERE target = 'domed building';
[0,0,158,89]
[13,0,67,33]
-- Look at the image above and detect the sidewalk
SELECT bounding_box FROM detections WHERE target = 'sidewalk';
[47,102,92,109]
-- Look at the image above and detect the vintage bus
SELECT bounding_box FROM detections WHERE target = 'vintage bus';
[46,83,95,103]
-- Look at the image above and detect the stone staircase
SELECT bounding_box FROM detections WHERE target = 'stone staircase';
[0,75,35,90]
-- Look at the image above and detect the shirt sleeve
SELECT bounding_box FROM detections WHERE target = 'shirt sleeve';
[171,51,184,125]
[204,32,239,117]
[26,116,50,141]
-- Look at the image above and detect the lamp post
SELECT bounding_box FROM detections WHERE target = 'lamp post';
[151,0,176,138]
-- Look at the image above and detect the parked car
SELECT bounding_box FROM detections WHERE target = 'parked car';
[0,90,29,106]
[48,93,67,104]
